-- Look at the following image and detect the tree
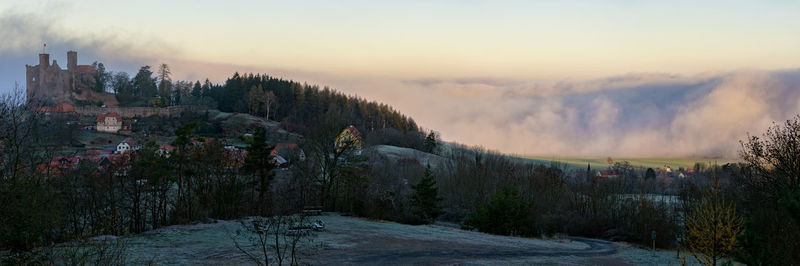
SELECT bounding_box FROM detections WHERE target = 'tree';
[111,72,132,96]
[684,176,743,266]
[133,66,157,98]
[157,63,172,100]
[191,81,202,98]
[645,168,656,179]
[465,186,536,236]
[422,131,438,154]
[244,128,276,215]
[306,119,359,210]
[92,62,111,93]
[410,165,443,223]
[248,85,266,116]
[171,121,198,223]
[264,91,277,121]
[735,115,800,264]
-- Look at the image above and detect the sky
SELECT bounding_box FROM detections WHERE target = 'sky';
[1,0,799,158]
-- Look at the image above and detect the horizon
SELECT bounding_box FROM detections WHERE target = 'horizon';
[2,1,799,158]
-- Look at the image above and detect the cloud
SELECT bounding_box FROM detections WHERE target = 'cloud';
[319,70,800,158]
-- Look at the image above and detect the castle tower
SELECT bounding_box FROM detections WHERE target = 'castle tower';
[67,51,77,72]
[39,53,50,67]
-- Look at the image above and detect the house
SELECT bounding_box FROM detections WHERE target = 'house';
[116,138,140,154]
[38,156,82,177]
[335,125,363,155]
[270,143,306,163]
[273,155,289,168]
[598,169,621,179]
[96,113,123,133]
[190,137,218,148]
[157,144,175,157]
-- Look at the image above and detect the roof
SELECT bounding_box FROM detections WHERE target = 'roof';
[74,65,97,74]
[85,150,112,156]
[273,155,288,165]
[159,144,175,153]
[97,113,122,122]
[38,103,76,113]
[345,125,362,140]
[599,169,621,176]
[271,143,300,156]
[120,138,137,146]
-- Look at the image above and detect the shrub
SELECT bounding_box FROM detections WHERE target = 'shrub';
[464,187,536,236]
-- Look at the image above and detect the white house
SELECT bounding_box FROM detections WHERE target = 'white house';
[116,138,140,154]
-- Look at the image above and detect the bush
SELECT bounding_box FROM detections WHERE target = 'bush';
[464,187,536,236]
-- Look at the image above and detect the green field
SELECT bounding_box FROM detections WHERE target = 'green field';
[521,155,738,170]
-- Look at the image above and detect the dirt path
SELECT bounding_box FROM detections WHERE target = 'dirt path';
[307,214,623,265]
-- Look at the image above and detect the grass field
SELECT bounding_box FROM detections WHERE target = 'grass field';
[521,155,738,170]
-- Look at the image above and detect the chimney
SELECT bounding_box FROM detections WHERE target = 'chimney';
[67,51,77,72]
[39,53,50,67]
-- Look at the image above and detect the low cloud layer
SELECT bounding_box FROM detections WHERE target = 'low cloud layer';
[318,70,800,158]
[3,9,799,158]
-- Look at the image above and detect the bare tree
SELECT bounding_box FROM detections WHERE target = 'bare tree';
[305,119,360,210]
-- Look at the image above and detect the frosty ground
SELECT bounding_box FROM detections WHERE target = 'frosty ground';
[117,213,691,265]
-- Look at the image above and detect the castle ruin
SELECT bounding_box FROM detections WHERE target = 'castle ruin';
[26,51,119,107]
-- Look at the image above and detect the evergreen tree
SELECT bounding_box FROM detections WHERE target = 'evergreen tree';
[133,66,157,98]
[465,186,536,236]
[410,165,443,223]
[244,128,276,215]
[157,63,173,100]
[645,168,656,179]
[191,81,202,98]
[422,131,438,154]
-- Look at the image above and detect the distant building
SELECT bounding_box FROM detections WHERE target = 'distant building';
[26,50,119,106]
[116,138,140,154]
[271,143,306,163]
[96,113,123,133]
[157,144,175,157]
[598,169,621,179]
[335,125,363,155]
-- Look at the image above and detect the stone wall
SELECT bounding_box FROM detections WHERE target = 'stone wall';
[75,106,208,118]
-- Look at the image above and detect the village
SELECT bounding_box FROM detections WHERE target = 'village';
[33,104,366,180]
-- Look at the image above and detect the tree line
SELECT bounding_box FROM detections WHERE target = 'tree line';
[98,64,419,140]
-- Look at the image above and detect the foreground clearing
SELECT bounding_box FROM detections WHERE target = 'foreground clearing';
[122,213,689,265]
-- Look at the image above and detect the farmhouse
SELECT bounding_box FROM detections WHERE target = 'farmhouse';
[96,113,123,133]
[335,125,363,155]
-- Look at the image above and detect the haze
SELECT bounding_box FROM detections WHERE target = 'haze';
[2,0,799,157]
